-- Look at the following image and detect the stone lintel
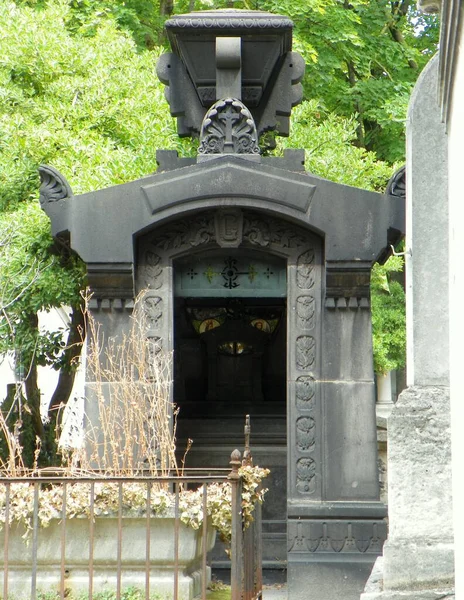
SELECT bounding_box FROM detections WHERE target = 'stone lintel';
[86,263,134,300]
[288,519,386,600]
[325,261,371,299]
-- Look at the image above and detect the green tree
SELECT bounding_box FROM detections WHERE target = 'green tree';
[371,255,406,374]
[0,0,191,466]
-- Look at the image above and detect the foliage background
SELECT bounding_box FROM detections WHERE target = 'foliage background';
[0,0,438,463]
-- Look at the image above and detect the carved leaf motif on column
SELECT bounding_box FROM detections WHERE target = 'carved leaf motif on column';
[296,295,315,329]
[296,376,315,409]
[143,297,163,329]
[296,416,315,451]
[296,457,316,494]
[146,336,163,366]
[296,249,315,289]
[143,250,163,289]
[296,336,315,370]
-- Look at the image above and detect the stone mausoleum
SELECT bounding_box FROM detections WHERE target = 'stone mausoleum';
[40,10,405,600]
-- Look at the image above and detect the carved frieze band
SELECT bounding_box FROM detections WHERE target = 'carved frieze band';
[166,15,294,30]
[288,520,387,555]
[143,212,312,256]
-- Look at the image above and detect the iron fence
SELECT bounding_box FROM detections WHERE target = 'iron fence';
[0,451,262,600]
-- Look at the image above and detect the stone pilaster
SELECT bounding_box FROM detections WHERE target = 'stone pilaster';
[361,53,454,600]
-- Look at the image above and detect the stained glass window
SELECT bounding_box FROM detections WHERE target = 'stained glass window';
[174,251,286,298]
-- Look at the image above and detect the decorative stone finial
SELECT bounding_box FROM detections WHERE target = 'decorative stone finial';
[38,165,73,205]
[198,98,260,156]
[386,166,406,198]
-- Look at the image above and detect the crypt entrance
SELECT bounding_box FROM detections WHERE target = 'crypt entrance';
[136,208,322,570]
[173,250,287,416]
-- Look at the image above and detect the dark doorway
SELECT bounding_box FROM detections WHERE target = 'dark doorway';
[173,250,288,574]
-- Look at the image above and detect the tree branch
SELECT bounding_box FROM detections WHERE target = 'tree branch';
[49,304,85,415]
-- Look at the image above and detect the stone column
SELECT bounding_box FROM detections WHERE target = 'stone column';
[288,264,387,600]
[361,54,454,600]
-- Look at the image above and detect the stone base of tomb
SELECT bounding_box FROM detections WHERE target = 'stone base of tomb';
[361,386,455,600]
[286,515,387,600]
[361,557,455,600]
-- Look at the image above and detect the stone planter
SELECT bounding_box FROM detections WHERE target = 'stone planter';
[1,516,216,599]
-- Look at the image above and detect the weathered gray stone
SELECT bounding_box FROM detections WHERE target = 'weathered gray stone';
[406,55,449,387]
[382,386,453,590]
[361,53,454,600]
[362,557,455,600]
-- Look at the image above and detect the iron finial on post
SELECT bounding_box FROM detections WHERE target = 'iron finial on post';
[243,414,252,466]
[229,449,242,479]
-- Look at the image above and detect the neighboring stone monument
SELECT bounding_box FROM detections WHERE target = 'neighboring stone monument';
[39,10,405,600]
[361,55,455,600]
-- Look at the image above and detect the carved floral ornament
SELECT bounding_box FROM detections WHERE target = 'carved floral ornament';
[142,212,313,256]
[38,164,73,205]
[198,98,260,155]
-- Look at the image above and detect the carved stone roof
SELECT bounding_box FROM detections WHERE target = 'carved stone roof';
[165,9,293,40]
[158,9,303,141]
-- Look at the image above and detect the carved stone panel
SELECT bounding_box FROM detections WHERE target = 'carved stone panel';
[152,216,215,251]
[198,98,260,155]
[296,457,316,494]
[137,210,322,506]
[143,249,163,289]
[214,209,243,248]
[296,295,315,329]
[296,249,315,289]
[296,417,315,451]
[296,336,315,370]
[295,376,316,410]
[143,296,163,329]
